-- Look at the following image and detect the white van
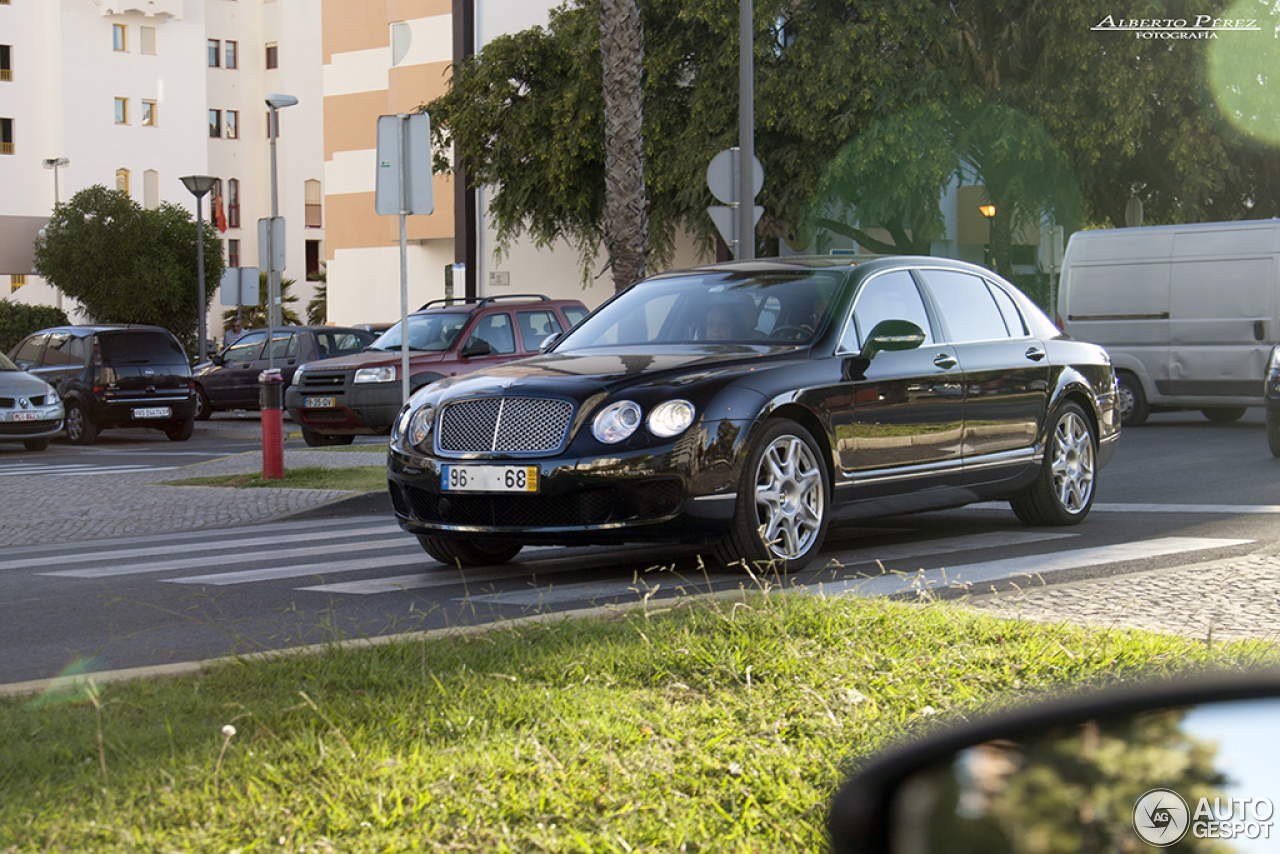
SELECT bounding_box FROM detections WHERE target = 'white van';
[1058,220,1278,425]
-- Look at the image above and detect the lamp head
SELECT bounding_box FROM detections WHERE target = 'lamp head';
[978,204,997,219]
[180,175,219,197]
[265,94,298,110]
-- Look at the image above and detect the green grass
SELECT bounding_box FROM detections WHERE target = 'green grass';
[168,465,385,491]
[0,589,1274,852]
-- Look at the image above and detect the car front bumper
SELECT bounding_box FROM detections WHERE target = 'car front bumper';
[0,404,64,440]
[387,419,751,547]
[286,378,398,436]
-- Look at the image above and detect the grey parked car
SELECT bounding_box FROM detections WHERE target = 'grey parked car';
[0,352,64,451]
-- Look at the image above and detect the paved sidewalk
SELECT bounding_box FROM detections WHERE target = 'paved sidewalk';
[3,415,388,547]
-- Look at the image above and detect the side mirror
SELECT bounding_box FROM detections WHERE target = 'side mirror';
[210,352,226,366]
[828,674,1280,853]
[539,332,561,353]
[842,319,926,381]
[459,338,492,358]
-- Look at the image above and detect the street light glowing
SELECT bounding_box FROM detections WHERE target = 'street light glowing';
[978,204,997,219]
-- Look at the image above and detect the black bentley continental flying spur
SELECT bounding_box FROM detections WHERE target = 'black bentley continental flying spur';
[387,256,1119,571]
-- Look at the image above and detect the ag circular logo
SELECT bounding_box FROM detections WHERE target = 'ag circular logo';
[1134,788,1190,846]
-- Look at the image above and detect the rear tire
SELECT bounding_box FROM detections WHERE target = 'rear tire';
[1202,407,1247,423]
[1011,401,1096,526]
[417,536,523,567]
[301,426,355,447]
[1115,372,1149,427]
[65,403,98,445]
[165,418,195,441]
[23,437,50,451]
[714,419,829,573]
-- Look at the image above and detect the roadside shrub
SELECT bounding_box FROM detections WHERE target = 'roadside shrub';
[0,301,70,355]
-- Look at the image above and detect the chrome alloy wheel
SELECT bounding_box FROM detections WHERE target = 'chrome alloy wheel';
[1051,409,1095,515]
[754,434,825,559]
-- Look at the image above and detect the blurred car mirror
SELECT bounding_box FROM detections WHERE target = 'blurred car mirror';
[460,338,492,358]
[828,674,1280,853]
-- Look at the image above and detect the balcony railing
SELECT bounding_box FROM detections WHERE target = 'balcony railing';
[0,142,13,155]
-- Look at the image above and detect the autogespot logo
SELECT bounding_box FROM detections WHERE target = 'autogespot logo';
[1134,788,1190,847]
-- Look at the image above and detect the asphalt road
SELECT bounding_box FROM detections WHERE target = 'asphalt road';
[1,409,1276,688]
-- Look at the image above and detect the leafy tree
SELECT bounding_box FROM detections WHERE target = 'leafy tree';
[32,186,223,350]
[220,274,301,332]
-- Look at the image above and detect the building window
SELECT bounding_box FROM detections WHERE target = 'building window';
[209,109,221,138]
[228,239,240,268]
[0,118,12,154]
[226,110,238,139]
[265,42,278,70]
[228,178,240,228]
[144,170,158,209]
[207,39,220,67]
[142,99,156,126]
[140,26,155,55]
[10,274,25,293]
[116,168,130,197]
[305,179,322,228]
[0,45,11,82]
[113,25,127,52]
[225,40,238,69]
[115,98,128,124]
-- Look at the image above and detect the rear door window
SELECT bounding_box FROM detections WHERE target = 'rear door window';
[920,270,1011,342]
[516,310,563,352]
[41,333,86,368]
[98,331,187,364]
[562,305,589,327]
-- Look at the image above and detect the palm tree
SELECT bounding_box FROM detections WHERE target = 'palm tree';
[220,274,301,332]
[306,265,327,326]
[600,0,647,291]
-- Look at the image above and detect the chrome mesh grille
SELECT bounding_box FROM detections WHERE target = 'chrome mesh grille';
[437,397,574,454]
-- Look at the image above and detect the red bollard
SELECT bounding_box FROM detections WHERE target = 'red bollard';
[259,368,285,479]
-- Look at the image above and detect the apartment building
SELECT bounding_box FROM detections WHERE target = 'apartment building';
[0,0,325,336]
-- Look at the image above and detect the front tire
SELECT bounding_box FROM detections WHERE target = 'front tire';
[1011,401,1097,526]
[715,419,829,572]
[418,536,523,567]
[1115,372,1149,427]
[301,426,355,447]
[65,403,98,445]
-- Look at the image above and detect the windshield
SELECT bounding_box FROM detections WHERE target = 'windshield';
[556,271,844,350]
[370,313,469,352]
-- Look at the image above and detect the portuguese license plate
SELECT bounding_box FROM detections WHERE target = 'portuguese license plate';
[441,464,538,493]
[13,412,39,422]
[305,396,336,408]
[132,406,171,419]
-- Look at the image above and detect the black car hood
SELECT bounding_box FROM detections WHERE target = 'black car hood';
[424,346,803,400]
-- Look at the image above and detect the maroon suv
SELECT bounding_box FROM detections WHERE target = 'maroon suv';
[285,295,589,446]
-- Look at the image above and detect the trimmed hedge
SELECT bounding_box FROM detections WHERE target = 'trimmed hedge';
[0,301,70,356]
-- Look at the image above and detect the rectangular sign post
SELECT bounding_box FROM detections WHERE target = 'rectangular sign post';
[376,112,434,404]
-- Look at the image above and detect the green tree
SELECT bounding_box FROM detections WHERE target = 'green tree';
[32,185,223,351]
[221,274,301,332]
[306,266,327,325]
[0,302,70,354]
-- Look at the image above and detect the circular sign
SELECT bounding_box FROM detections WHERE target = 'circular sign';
[1133,788,1190,847]
[706,148,764,204]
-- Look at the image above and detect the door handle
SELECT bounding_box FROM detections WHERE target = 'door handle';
[1024,347,1046,362]
[933,353,958,370]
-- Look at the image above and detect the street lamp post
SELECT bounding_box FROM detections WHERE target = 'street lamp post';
[978,204,997,268]
[265,93,298,368]
[180,175,219,364]
[43,158,69,311]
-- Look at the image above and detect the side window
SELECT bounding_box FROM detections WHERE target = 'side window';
[465,313,516,355]
[41,333,85,367]
[843,271,934,352]
[223,331,267,364]
[562,306,589,328]
[516,310,562,351]
[988,283,1028,337]
[266,332,298,360]
[11,333,48,368]
[921,270,1010,342]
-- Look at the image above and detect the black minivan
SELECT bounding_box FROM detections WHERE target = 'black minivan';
[8,325,198,444]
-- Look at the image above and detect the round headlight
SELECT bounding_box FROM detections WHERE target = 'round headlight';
[408,404,436,448]
[647,399,695,438]
[592,400,642,444]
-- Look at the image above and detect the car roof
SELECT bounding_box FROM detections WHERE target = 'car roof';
[661,254,1000,278]
[27,324,175,337]
[411,294,587,315]
[237,325,376,334]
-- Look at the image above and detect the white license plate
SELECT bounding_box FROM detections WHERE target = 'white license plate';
[13,412,39,422]
[441,464,538,493]
[132,407,171,419]
[305,396,337,408]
